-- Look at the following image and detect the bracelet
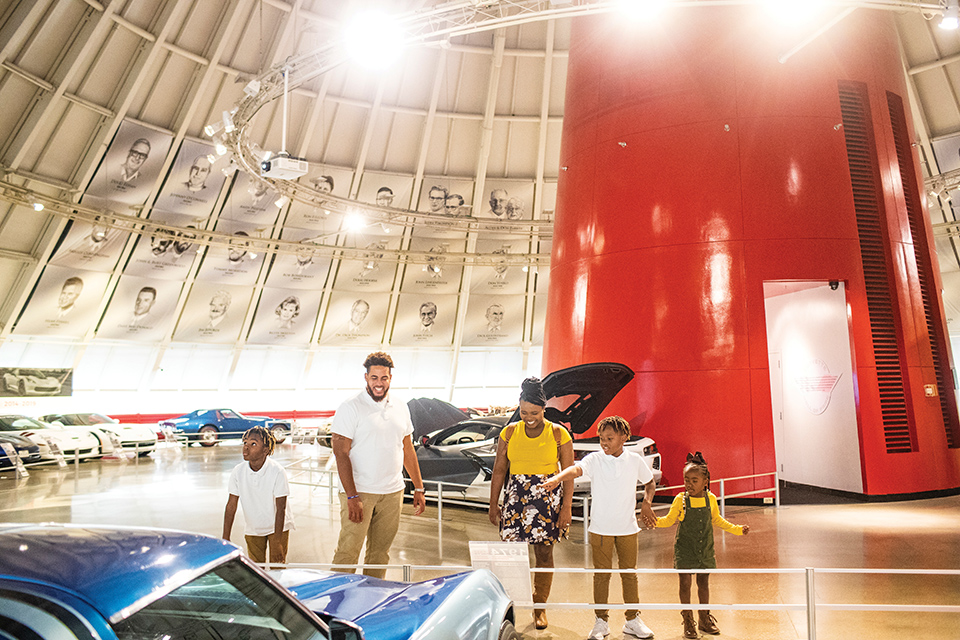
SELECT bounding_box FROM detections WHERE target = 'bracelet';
[346,494,360,500]
[414,488,425,493]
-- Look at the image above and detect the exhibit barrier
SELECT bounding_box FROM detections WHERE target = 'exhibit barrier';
[259,560,960,640]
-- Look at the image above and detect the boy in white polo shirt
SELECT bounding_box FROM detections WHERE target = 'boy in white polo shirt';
[222,426,295,564]
[544,416,658,639]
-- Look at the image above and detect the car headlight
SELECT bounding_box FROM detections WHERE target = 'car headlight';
[643,443,659,456]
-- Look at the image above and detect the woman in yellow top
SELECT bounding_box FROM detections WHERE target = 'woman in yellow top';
[656,452,750,639]
[488,377,574,630]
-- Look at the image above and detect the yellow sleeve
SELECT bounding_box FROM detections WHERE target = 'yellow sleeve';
[656,494,685,528]
[709,492,744,535]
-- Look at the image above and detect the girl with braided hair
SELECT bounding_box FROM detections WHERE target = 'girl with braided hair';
[223,426,295,564]
[655,452,750,639]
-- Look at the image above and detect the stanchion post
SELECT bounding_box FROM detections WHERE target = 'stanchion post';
[718,478,726,518]
[583,496,590,543]
[775,471,780,507]
[805,567,817,640]
[74,448,79,468]
[437,482,444,537]
[403,564,412,582]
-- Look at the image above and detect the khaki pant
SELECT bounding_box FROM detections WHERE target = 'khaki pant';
[590,532,640,621]
[245,530,289,564]
[332,490,403,579]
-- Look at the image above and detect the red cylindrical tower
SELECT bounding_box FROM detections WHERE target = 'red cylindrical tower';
[546,7,960,496]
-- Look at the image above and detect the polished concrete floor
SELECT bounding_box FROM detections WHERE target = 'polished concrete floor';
[2,441,958,639]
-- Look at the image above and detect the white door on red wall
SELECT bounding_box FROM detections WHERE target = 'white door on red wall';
[763,281,863,493]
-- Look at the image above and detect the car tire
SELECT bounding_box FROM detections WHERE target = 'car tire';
[198,425,219,447]
[270,424,287,444]
[498,619,519,640]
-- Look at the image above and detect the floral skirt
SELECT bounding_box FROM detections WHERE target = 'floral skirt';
[500,473,563,545]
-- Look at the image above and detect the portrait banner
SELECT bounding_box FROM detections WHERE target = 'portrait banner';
[417,179,474,217]
[154,139,227,216]
[461,294,523,347]
[400,236,464,294]
[196,220,266,286]
[470,238,531,295]
[265,228,334,290]
[319,292,390,346]
[390,293,458,347]
[84,121,173,206]
[247,288,322,345]
[14,266,111,337]
[220,171,282,225]
[334,231,402,293]
[96,276,182,341]
[48,216,128,272]
[173,282,251,344]
[124,211,203,280]
[478,180,535,222]
[358,173,414,210]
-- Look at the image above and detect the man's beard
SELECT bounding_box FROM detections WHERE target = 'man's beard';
[366,383,388,401]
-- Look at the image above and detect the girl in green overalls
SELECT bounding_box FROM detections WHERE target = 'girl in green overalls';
[655,453,750,639]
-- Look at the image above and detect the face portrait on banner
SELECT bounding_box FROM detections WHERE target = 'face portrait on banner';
[479,180,535,222]
[247,288,321,345]
[333,230,402,292]
[195,221,265,286]
[401,236,463,294]
[14,266,111,338]
[265,228,333,290]
[154,139,227,216]
[173,282,251,344]
[461,294,523,346]
[84,121,173,206]
[390,293,457,346]
[318,292,389,346]
[96,276,182,341]
[219,172,282,225]
[470,238,530,295]
[357,173,413,210]
[125,212,203,281]
[47,215,128,272]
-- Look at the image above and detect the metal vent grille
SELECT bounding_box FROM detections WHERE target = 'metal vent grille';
[887,91,959,448]
[838,82,914,453]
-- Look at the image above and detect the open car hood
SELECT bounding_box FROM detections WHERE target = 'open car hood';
[407,397,471,439]
[509,362,635,435]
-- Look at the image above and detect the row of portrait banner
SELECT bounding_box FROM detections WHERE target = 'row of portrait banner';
[14,120,553,346]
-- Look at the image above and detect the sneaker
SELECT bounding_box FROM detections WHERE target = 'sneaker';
[588,618,610,640]
[623,617,655,639]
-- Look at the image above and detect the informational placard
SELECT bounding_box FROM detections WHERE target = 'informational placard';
[104,431,127,463]
[0,442,28,477]
[468,541,533,605]
[42,435,67,467]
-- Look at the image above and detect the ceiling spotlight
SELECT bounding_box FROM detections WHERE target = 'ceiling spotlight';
[344,10,404,70]
[941,0,959,29]
[32,202,44,211]
[222,110,236,133]
[206,153,217,164]
[214,140,228,156]
[275,195,290,208]
[522,265,529,272]
[344,211,366,231]
[617,0,669,21]
[243,79,261,96]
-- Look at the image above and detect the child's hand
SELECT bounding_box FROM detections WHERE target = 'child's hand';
[542,475,560,491]
[742,525,750,535]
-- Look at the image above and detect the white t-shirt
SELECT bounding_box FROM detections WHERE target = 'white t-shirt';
[228,457,295,536]
[331,390,413,494]
[578,450,655,536]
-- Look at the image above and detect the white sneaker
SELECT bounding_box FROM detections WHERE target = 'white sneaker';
[623,617,654,638]
[588,617,610,640]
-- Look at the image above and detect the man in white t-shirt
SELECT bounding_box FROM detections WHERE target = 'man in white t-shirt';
[222,426,295,564]
[545,416,658,640]
[330,351,426,578]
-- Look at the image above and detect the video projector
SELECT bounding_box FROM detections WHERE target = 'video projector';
[260,154,308,180]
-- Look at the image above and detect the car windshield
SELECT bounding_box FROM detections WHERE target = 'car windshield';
[0,416,45,431]
[437,423,496,446]
[80,413,113,424]
[113,559,331,640]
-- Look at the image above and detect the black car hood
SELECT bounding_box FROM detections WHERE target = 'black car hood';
[407,398,471,439]
[509,362,635,435]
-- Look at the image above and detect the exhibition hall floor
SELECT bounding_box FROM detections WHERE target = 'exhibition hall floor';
[1,441,957,639]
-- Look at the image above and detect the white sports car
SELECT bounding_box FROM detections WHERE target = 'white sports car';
[41,412,158,456]
[1,368,62,396]
[0,415,101,461]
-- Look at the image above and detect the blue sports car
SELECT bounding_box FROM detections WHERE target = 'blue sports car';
[0,524,518,640]
[159,408,292,446]
[0,432,42,468]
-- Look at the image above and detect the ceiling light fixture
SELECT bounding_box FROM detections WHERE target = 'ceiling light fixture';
[222,109,236,133]
[344,10,404,70]
[32,202,44,211]
[203,121,223,137]
[941,0,959,29]
[275,195,290,208]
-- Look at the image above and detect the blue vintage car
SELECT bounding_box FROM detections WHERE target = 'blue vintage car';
[159,408,292,446]
[0,524,518,640]
[0,432,42,468]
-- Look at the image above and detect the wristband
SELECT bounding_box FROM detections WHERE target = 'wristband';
[414,488,425,493]
[347,494,360,500]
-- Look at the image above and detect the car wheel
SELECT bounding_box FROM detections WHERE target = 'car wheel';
[270,424,287,444]
[198,425,219,447]
[18,380,25,396]
[498,619,519,640]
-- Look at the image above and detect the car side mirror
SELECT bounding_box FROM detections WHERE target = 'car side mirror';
[419,435,431,448]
